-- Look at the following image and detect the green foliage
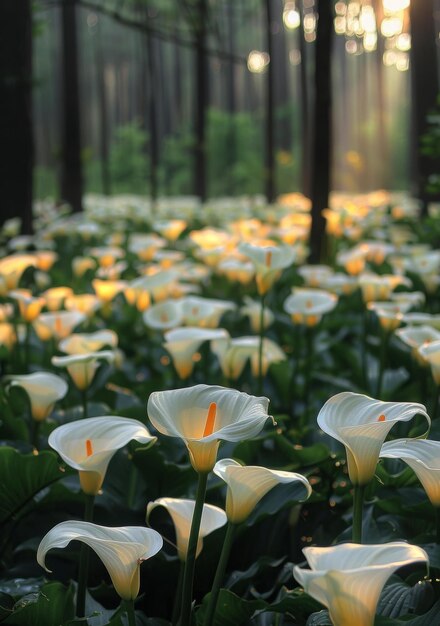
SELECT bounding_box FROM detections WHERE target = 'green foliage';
[109,121,149,194]
[421,103,440,195]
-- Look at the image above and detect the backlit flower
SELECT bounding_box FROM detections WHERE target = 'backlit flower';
[49,415,156,494]
[317,392,430,485]
[147,384,270,473]
[238,242,296,295]
[52,350,114,390]
[37,522,162,600]
[293,542,428,626]
[163,327,228,379]
[214,459,311,524]
[146,497,227,561]
[33,311,86,342]
[284,288,337,327]
[6,372,68,421]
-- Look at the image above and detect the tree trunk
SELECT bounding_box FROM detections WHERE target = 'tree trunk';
[309,0,332,263]
[410,0,439,214]
[60,0,83,213]
[265,0,276,203]
[0,0,33,234]
[193,0,208,201]
[94,20,110,195]
[146,29,159,202]
[226,0,236,194]
[299,7,311,198]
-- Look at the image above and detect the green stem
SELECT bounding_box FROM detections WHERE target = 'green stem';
[352,485,365,544]
[436,508,440,545]
[432,385,440,421]
[257,294,266,396]
[302,326,314,428]
[76,494,95,617]
[171,562,184,626]
[361,306,368,391]
[127,462,138,509]
[124,599,136,626]
[32,420,40,450]
[180,472,208,626]
[24,323,31,372]
[82,389,88,420]
[204,523,236,626]
[376,329,390,398]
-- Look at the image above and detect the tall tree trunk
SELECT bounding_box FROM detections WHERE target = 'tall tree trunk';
[265,0,276,203]
[226,0,236,194]
[94,20,110,195]
[299,7,311,198]
[274,0,291,152]
[146,29,159,202]
[309,0,332,263]
[60,0,83,213]
[0,0,33,234]
[193,0,208,201]
[410,0,439,214]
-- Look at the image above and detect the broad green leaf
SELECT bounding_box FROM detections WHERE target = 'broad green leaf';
[0,447,71,524]
[4,581,75,625]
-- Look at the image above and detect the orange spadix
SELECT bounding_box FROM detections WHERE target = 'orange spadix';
[86,439,93,457]
[203,402,217,437]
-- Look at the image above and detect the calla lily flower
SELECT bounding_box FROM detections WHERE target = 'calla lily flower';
[6,372,68,421]
[49,415,156,494]
[284,288,338,327]
[163,327,228,379]
[380,439,440,506]
[418,340,440,385]
[182,296,235,328]
[293,542,429,626]
[59,330,118,355]
[298,265,334,288]
[147,384,271,473]
[358,273,411,304]
[0,323,16,350]
[218,258,255,285]
[395,325,440,366]
[72,256,96,277]
[42,287,74,311]
[241,296,274,332]
[367,301,409,332]
[403,312,440,329]
[0,254,37,290]
[37,522,162,601]
[65,294,101,317]
[52,350,115,390]
[238,242,297,295]
[92,279,127,303]
[214,459,311,524]
[317,392,430,485]
[147,497,227,561]
[143,299,183,331]
[9,289,45,322]
[212,335,286,379]
[153,219,187,241]
[33,311,86,342]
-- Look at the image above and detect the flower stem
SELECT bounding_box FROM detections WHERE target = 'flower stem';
[32,420,40,450]
[257,294,266,396]
[361,306,368,391]
[126,461,138,509]
[432,385,440,421]
[24,323,31,372]
[302,326,314,428]
[76,494,95,617]
[376,329,390,398]
[180,471,208,626]
[352,485,365,543]
[82,389,88,420]
[124,599,136,626]
[171,562,184,626]
[204,522,236,626]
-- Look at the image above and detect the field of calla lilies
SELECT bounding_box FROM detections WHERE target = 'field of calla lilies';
[1,191,440,626]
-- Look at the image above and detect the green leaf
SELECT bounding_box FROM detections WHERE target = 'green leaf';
[196,589,266,626]
[225,556,286,595]
[3,581,75,625]
[0,447,71,524]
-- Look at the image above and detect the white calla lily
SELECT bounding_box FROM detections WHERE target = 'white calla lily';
[238,242,297,294]
[284,288,337,326]
[163,327,228,379]
[147,384,270,473]
[49,415,156,495]
[395,325,440,366]
[293,542,429,626]
[6,372,68,421]
[418,339,440,385]
[317,392,430,485]
[143,299,183,331]
[380,439,440,506]
[147,497,227,561]
[214,459,311,524]
[241,296,274,332]
[59,330,118,355]
[37,522,162,600]
[52,350,115,390]
[33,311,86,342]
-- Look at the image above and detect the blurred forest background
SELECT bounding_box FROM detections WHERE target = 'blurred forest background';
[2,0,440,237]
